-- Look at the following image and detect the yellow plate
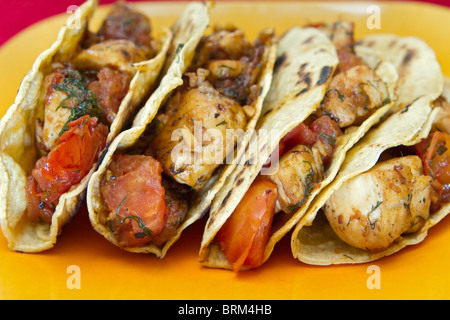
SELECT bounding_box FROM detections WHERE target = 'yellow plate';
[1,1,450,300]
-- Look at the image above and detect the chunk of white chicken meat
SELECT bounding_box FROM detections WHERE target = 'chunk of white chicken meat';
[317,65,390,128]
[151,69,248,190]
[37,70,72,152]
[318,21,365,74]
[265,144,324,213]
[193,28,255,66]
[323,155,432,252]
[72,39,149,74]
[191,28,264,106]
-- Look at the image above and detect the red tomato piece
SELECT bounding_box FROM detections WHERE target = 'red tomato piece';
[26,116,108,223]
[100,154,167,247]
[309,115,343,166]
[264,123,317,168]
[416,130,450,211]
[216,179,278,272]
[264,115,341,168]
[88,67,131,124]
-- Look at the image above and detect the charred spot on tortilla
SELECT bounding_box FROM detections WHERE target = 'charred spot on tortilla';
[400,97,420,114]
[296,87,309,97]
[303,36,314,45]
[388,39,398,48]
[296,63,310,85]
[316,65,334,86]
[274,52,287,72]
[207,214,216,228]
[297,72,311,88]
[221,189,233,208]
[402,49,415,66]
[200,204,211,218]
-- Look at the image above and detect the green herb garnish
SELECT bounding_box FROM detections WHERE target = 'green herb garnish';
[114,195,153,239]
[53,70,103,136]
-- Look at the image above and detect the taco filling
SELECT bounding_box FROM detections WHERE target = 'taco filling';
[323,97,450,252]
[214,21,392,272]
[25,3,156,224]
[98,26,269,248]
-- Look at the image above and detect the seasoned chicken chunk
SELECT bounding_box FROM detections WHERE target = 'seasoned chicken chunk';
[319,21,355,52]
[191,28,264,105]
[39,70,72,152]
[323,156,432,252]
[98,2,155,50]
[265,144,324,213]
[318,21,365,74]
[152,69,248,190]
[314,21,389,128]
[72,39,149,74]
[193,28,255,65]
[317,65,390,128]
[37,64,128,152]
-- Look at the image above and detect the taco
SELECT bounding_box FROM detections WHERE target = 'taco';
[199,21,399,272]
[86,3,277,258]
[0,0,172,252]
[291,34,445,265]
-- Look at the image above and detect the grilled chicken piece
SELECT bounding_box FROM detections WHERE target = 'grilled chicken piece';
[98,2,155,50]
[152,69,248,190]
[152,27,263,190]
[265,144,324,213]
[319,21,356,51]
[192,28,256,66]
[39,70,73,152]
[317,65,390,128]
[37,64,129,153]
[318,21,365,74]
[323,156,432,252]
[191,28,264,105]
[74,2,155,73]
[315,21,389,128]
[72,39,149,74]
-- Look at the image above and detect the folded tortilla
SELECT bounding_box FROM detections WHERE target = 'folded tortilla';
[291,34,445,265]
[86,2,278,258]
[0,0,172,252]
[199,23,398,271]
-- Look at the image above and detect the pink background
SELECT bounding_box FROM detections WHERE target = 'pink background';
[1,0,449,46]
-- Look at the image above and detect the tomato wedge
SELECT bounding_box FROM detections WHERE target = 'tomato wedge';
[26,116,108,223]
[309,115,342,166]
[415,130,450,212]
[100,154,167,247]
[264,115,342,168]
[216,179,278,272]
